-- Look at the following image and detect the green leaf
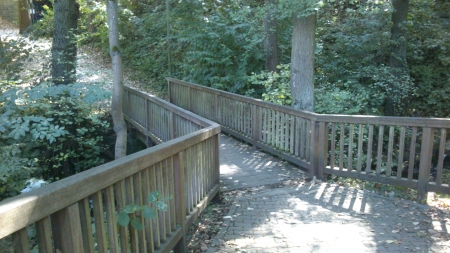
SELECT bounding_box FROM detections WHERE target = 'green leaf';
[131,218,144,230]
[123,204,143,214]
[117,211,130,227]
[156,201,168,211]
[142,206,156,219]
[147,191,160,203]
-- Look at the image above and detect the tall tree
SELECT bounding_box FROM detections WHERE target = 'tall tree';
[51,0,79,85]
[264,0,279,72]
[108,0,127,159]
[385,0,409,116]
[290,8,316,112]
[18,0,31,34]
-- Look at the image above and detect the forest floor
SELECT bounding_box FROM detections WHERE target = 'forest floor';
[2,19,450,252]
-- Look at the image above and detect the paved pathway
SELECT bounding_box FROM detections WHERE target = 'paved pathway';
[210,134,450,253]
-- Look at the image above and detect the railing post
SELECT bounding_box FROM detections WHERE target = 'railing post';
[309,120,318,177]
[309,120,327,179]
[215,94,221,124]
[168,80,173,103]
[51,203,84,253]
[251,105,261,142]
[173,152,187,253]
[417,127,434,203]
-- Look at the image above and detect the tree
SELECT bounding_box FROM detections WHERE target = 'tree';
[290,5,316,112]
[386,0,409,116]
[107,0,127,159]
[18,0,31,34]
[264,0,279,72]
[51,0,79,85]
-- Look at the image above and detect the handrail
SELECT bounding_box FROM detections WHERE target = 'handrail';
[167,78,450,201]
[0,87,221,253]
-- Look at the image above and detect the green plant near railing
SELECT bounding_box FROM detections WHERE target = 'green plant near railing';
[117,191,172,230]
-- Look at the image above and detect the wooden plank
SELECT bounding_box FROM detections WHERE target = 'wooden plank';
[125,176,138,253]
[366,125,374,172]
[330,123,336,169]
[408,127,418,180]
[92,191,108,253]
[305,121,311,161]
[435,129,447,185]
[417,127,434,202]
[142,168,155,253]
[115,180,130,253]
[35,217,53,253]
[105,185,119,253]
[12,228,30,253]
[149,167,161,250]
[376,125,384,175]
[51,203,84,253]
[173,152,187,253]
[78,198,95,253]
[317,121,327,179]
[290,115,295,154]
[339,123,345,170]
[356,124,364,172]
[397,127,406,178]
[386,126,395,177]
[347,124,354,171]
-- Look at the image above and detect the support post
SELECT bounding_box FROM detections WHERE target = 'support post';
[309,121,319,177]
[417,127,434,203]
[173,153,187,253]
[251,105,262,142]
[51,203,84,253]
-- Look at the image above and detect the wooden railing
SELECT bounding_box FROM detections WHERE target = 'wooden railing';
[0,86,221,253]
[168,78,450,201]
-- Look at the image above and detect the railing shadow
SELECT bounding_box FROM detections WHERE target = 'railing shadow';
[216,183,448,252]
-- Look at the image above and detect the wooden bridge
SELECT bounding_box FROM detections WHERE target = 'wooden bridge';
[0,79,449,252]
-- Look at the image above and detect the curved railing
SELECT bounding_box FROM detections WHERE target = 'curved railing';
[0,86,221,253]
[168,78,450,201]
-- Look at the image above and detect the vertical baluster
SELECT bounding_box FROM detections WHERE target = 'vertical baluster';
[386,126,395,177]
[36,217,53,253]
[12,228,30,253]
[348,124,354,171]
[436,129,447,185]
[366,125,374,173]
[376,125,385,175]
[116,180,129,253]
[408,127,417,180]
[397,127,406,178]
[339,123,345,170]
[105,185,119,252]
[330,123,336,169]
[77,198,94,253]
[92,191,108,253]
[356,124,364,172]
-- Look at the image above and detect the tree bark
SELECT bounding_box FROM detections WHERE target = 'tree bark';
[385,0,409,116]
[18,0,31,34]
[107,0,128,159]
[290,12,316,112]
[51,0,79,85]
[264,0,279,72]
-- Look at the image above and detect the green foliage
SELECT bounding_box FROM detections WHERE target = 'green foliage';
[117,191,172,230]
[0,81,112,200]
[30,4,54,38]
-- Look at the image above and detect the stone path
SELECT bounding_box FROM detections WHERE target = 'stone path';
[211,134,450,253]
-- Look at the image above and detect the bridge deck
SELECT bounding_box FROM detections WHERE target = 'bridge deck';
[216,134,449,253]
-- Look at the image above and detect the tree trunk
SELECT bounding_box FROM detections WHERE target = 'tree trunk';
[290,12,316,112]
[107,0,128,159]
[264,0,279,72]
[18,0,31,34]
[385,0,409,116]
[51,0,79,85]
